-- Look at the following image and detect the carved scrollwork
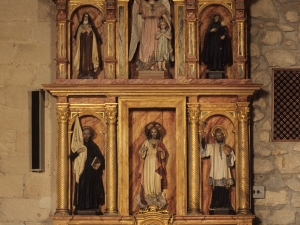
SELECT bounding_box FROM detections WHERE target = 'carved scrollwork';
[134,204,173,225]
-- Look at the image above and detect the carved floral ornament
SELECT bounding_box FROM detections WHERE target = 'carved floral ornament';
[187,107,200,123]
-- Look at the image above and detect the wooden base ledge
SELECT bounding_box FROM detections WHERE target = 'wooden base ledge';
[51,214,255,225]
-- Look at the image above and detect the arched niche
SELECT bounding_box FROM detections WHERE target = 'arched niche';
[68,114,107,214]
[198,4,234,79]
[199,114,236,215]
[70,6,105,79]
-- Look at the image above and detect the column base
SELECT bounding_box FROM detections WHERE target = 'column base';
[54,209,70,216]
[237,208,252,215]
[188,208,201,215]
[105,208,118,215]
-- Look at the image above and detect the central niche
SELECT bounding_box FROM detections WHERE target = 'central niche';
[128,109,177,215]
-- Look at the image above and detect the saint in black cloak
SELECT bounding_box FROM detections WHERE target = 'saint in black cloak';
[201,13,232,71]
[70,128,105,213]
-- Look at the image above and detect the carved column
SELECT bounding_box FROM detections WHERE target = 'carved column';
[55,103,70,215]
[105,104,118,214]
[187,104,200,214]
[236,102,251,215]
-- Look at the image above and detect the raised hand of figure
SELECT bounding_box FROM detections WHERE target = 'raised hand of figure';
[157,147,163,152]
[222,144,232,155]
[211,28,217,32]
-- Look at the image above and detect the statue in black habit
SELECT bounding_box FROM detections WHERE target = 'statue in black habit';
[201,12,232,73]
[70,126,105,215]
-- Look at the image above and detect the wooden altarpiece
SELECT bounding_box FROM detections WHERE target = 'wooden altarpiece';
[45,0,260,224]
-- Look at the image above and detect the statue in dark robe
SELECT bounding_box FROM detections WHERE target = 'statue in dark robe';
[70,127,105,214]
[201,12,232,72]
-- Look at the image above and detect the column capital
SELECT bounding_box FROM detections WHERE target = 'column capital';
[57,104,69,123]
[237,107,249,121]
[187,106,200,124]
[105,104,118,124]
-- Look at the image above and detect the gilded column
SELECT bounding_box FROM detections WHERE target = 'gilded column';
[55,103,70,215]
[105,104,118,214]
[187,104,200,214]
[236,102,251,215]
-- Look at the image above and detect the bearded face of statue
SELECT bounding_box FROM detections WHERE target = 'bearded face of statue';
[214,132,224,143]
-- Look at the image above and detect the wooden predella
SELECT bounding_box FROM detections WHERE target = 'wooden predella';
[45,0,260,224]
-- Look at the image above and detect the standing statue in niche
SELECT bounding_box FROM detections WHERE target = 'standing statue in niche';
[70,116,105,215]
[129,0,173,71]
[201,12,232,74]
[201,126,235,212]
[137,122,168,209]
[74,13,101,79]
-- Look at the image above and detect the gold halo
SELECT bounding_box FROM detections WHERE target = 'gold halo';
[211,125,227,138]
[144,121,166,138]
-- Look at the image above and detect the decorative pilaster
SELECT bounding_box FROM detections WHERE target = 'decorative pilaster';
[236,102,251,215]
[105,104,118,214]
[116,0,129,78]
[105,0,117,78]
[235,0,247,78]
[185,0,198,79]
[55,103,70,215]
[174,0,186,78]
[187,104,200,214]
[55,0,68,78]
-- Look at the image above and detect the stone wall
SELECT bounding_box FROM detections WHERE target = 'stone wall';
[250,0,300,224]
[0,0,56,224]
[0,0,300,224]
